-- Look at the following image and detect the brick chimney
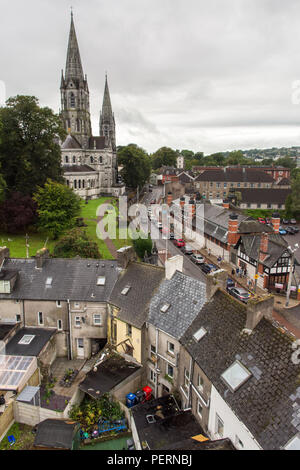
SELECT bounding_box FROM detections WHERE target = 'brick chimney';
[165,254,183,280]
[0,247,10,266]
[206,269,228,300]
[271,212,280,234]
[167,191,173,206]
[117,246,137,269]
[227,213,239,246]
[188,199,196,218]
[259,233,269,263]
[35,248,49,269]
[244,294,274,331]
[180,197,185,210]
[223,199,229,209]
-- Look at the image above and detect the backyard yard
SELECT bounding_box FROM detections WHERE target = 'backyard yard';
[0,423,35,450]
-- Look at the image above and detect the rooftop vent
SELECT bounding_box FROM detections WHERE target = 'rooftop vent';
[160,303,170,313]
[121,286,131,296]
[146,415,156,424]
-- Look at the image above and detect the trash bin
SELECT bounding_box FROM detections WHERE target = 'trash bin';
[126,393,137,408]
[135,390,145,404]
[143,386,152,401]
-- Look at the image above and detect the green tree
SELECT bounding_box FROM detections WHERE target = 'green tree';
[53,228,101,258]
[285,173,300,219]
[151,146,178,170]
[132,234,152,259]
[33,180,81,239]
[0,95,65,195]
[0,167,6,203]
[118,144,151,189]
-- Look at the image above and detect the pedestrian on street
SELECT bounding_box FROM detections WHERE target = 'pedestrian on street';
[231,268,235,276]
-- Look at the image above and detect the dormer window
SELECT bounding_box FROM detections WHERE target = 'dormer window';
[97,276,106,286]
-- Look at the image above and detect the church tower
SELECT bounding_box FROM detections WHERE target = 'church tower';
[60,12,92,148]
[99,75,116,150]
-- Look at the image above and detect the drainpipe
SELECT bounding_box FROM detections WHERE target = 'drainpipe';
[155,328,159,398]
[188,356,193,409]
[22,300,26,327]
[67,299,73,360]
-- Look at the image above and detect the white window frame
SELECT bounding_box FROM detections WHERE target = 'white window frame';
[197,399,203,419]
[198,374,204,393]
[235,435,244,450]
[57,319,63,331]
[75,316,81,327]
[93,314,102,326]
[215,414,224,438]
[38,312,43,325]
[127,324,132,337]
[150,369,156,384]
[184,368,190,389]
[74,302,80,309]
[56,300,61,308]
[167,341,175,355]
[166,363,174,379]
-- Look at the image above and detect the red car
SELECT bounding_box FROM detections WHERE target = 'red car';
[258,217,266,224]
[175,239,185,248]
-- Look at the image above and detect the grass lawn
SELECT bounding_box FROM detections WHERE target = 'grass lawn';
[0,232,55,258]
[80,197,114,219]
[0,422,35,450]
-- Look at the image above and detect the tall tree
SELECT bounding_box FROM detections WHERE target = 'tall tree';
[33,180,81,239]
[151,146,178,169]
[118,144,151,189]
[285,173,300,218]
[53,228,101,259]
[0,192,37,234]
[0,95,65,195]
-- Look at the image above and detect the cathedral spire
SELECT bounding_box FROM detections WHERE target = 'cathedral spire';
[100,74,116,149]
[65,12,84,81]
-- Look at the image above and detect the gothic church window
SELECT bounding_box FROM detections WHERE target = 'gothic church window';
[70,93,76,108]
[74,180,77,189]
[65,156,69,163]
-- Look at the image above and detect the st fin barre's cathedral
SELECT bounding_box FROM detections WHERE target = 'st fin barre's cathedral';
[59,13,125,198]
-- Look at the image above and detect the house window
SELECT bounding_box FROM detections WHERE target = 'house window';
[167,341,175,355]
[74,302,80,308]
[38,312,43,325]
[216,414,224,438]
[70,92,75,108]
[65,156,69,163]
[150,344,156,355]
[184,368,190,389]
[167,364,174,378]
[75,316,81,327]
[235,436,244,449]
[56,301,61,308]
[16,314,21,323]
[93,314,102,325]
[198,374,204,393]
[150,369,156,384]
[127,324,132,337]
[73,156,76,163]
[57,320,63,331]
[197,400,203,418]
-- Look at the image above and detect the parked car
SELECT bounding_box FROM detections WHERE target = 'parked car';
[190,254,205,264]
[288,226,299,233]
[279,226,287,235]
[200,263,217,274]
[258,217,266,224]
[265,218,271,225]
[226,278,235,289]
[290,219,297,225]
[285,227,295,235]
[169,232,175,239]
[175,239,185,248]
[282,218,290,224]
[183,244,194,255]
[227,286,251,303]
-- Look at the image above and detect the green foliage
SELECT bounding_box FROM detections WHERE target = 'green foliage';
[33,179,81,239]
[53,227,101,258]
[0,423,35,450]
[69,394,124,433]
[151,146,178,170]
[118,144,151,189]
[0,95,65,195]
[285,173,300,219]
[132,234,152,259]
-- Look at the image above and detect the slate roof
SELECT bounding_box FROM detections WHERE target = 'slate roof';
[79,354,140,399]
[0,258,119,302]
[179,172,194,183]
[109,262,165,329]
[63,164,96,173]
[195,168,275,183]
[239,188,291,205]
[88,136,106,150]
[277,178,291,186]
[34,419,79,449]
[5,327,56,357]
[148,271,206,339]
[131,395,205,450]
[180,289,300,450]
[61,134,82,150]
[238,232,288,268]
[0,324,16,341]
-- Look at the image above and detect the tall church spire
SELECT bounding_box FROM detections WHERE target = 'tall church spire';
[65,11,84,81]
[100,74,116,149]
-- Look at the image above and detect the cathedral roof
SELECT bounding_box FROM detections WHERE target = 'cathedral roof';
[63,165,96,173]
[65,13,84,81]
[88,136,106,150]
[61,134,82,149]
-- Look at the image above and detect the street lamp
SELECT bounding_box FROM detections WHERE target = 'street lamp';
[286,243,299,307]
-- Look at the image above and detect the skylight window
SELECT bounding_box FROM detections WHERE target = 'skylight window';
[193,327,207,342]
[97,276,106,286]
[160,303,170,313]
[45,277,52,286]
[121,286,131,296]
[284,433,300,450]
[221,360,252,392]
[18,335,35,345]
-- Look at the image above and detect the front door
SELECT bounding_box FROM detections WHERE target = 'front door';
[77,338,84,358]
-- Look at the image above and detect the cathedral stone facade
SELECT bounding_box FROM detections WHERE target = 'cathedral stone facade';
[60,14,125,199]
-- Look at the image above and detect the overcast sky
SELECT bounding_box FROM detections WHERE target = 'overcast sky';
[1,0,300,154]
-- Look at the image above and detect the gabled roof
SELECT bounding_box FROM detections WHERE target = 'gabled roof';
[88,136,106,150]
[109,262,165,328]
[180,290,300,450]
[238,188,291,204]
[238,232,288,268]
[63,164,95,173]
[61,134,82,150]
[195,168,275,183]
[148,271,206,339]
[0,258,119,302]
[34,419,79,450]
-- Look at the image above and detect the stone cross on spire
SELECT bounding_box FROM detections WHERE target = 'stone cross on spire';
[65,11,84,81]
